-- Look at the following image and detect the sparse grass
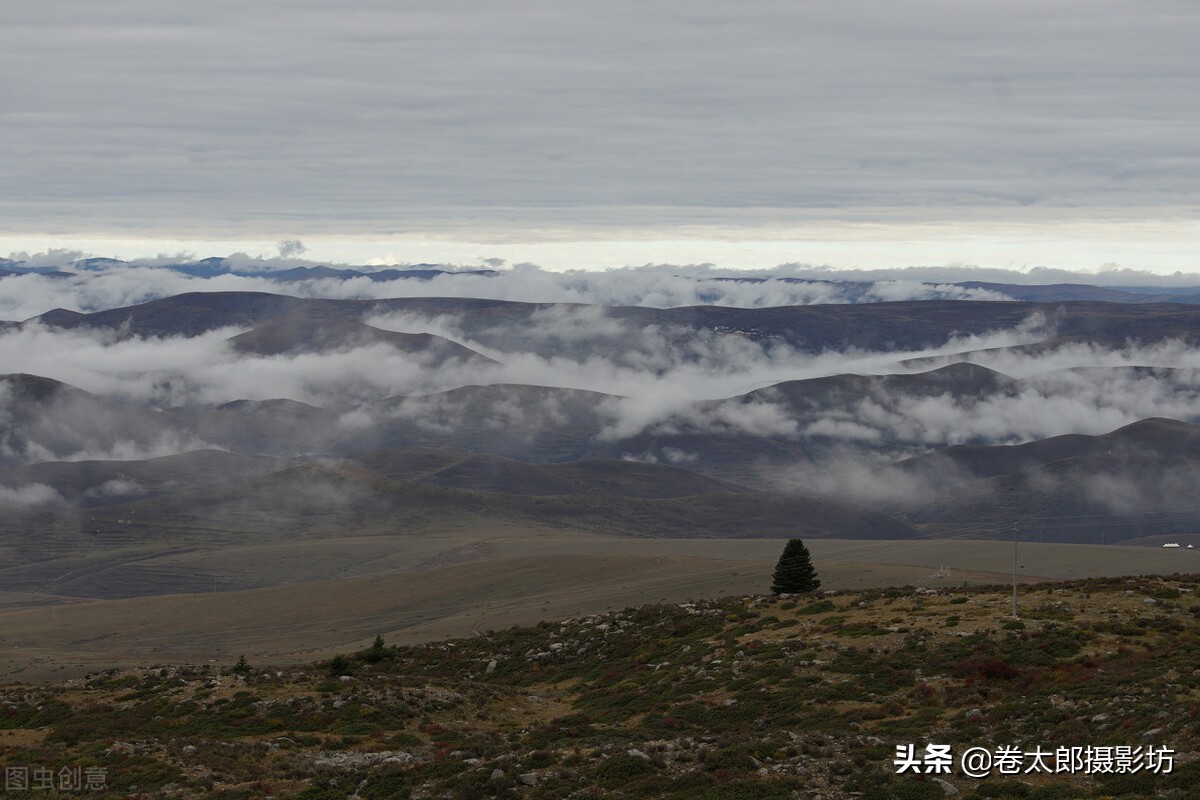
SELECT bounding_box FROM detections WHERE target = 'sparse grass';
[3,576,1200,799]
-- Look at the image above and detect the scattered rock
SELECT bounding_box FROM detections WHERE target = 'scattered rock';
[313,750,415,769]
[933,777,959,795]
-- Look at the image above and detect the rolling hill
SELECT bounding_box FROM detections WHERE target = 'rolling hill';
[226,306,495,364]
[889,418,1200,543]
[0,449,280,507]
[9,282,1200,557]
[415,452,744,497]
[0,450,916,598]
[888,417,1200,492]
[29,291,307,336]
[25,291,1200,355]
[0,373,187,466]
[62,459,916,547]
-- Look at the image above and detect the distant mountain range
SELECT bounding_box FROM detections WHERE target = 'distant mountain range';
[4,256,1200,305]
[14,291,1200,355]
[225,306,496,364]
[6,286,1200,598]
[10,357,1200,471]
[0,256,495,282]
[6,360,1200,555]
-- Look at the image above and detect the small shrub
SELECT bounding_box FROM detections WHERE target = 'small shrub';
[798,600,836,615]
[593,754,657,786]
[955,656,1018,681]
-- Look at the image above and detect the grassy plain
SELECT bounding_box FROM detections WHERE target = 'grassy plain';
[1,528,1193,680]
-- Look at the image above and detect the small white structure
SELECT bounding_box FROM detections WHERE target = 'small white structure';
[1162,543,1181,548]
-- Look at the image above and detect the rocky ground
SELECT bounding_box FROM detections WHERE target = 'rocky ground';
[3,575,1200,799]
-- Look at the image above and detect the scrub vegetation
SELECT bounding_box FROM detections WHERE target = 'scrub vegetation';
[3,575,1199,799]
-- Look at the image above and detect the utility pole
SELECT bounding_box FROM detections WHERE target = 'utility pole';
[1012,522,1020,619]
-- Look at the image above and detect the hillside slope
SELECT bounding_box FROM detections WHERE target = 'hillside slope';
[3,575,1198,799]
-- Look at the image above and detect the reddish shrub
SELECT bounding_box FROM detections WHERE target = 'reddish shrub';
[954,656,1018,681]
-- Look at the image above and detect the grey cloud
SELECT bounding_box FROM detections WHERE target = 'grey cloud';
[0,483,62,507]
[0,299,1041,450]
[4,249,90,268]
[2,1,1199,234]
[372,307,1192,450]
[0,261,1014,322]
[277,240,307,258]
[4,292,1200,478]
[0,324,477,408]
[591,347,1200,461]
[0,298,1049,416]
[840,359,1200,447]
[14,257,1200,326]
[24,437,211,465]
[770,264,1200,288]
[83,478,146,500]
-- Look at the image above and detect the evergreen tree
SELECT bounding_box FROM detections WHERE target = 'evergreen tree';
[363,634,387,663]
[771,539,820,594]
[233,654,249,674]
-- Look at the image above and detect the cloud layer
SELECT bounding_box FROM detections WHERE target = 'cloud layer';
[4,299,1200,465]
[0,263,1019,320]
[12,255,1200,323]
[4,1,1200,237]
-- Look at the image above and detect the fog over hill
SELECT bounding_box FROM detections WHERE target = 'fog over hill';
[7,254,1200,321]
[3,279,1200,613]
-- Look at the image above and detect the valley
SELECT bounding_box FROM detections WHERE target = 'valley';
[4,274,1200,682]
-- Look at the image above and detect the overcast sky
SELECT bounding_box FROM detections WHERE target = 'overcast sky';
[4,1,1199,271]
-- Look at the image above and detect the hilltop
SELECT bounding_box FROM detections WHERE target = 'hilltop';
[2,575,1198,799]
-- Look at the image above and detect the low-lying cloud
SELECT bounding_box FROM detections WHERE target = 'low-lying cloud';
[0,260,1022,321]
[4,298,1200,493]
[0,483,62,508]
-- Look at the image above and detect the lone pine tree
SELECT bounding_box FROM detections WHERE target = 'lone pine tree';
[771,538,820,594]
